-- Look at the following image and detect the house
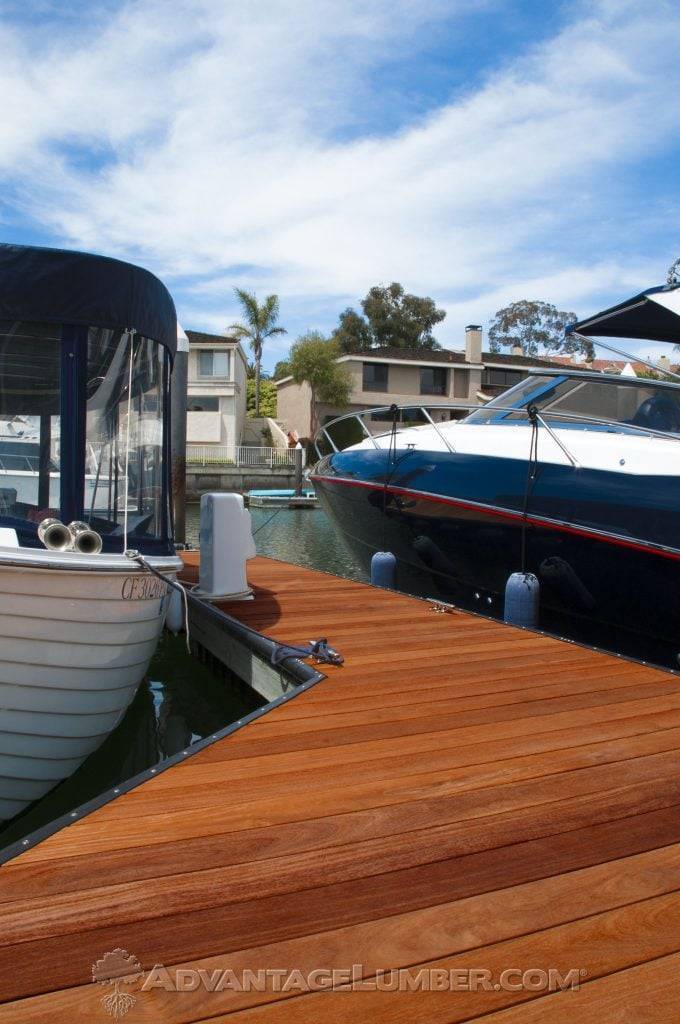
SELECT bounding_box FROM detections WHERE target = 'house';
[274,326,571,440]
[185,330,248,448]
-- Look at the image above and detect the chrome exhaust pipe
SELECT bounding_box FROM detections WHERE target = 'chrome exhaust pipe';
[68,521,103,555]
[38,518,72,551]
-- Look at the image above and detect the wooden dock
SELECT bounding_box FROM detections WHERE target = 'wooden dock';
[2,554,680,1021]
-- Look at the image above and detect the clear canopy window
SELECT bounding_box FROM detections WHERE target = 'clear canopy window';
[0,322,61,521]
[86,328,167,543]
[0,321,171,551]
[464,374,680,434]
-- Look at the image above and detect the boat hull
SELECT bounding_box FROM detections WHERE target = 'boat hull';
[0,550,182,822]
[313,462,680,668]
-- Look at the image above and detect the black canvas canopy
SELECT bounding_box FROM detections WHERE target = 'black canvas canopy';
[0,243,177,359]
[570,285,680,344]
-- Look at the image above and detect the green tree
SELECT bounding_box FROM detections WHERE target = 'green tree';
[246,378,277,417]
[289,332,352,436]
[332,308,373,353]
[272,359,292,380]
[332,282,445,353]
[228,289,286,416]
[246,359,270,380]
[488,300,589,359]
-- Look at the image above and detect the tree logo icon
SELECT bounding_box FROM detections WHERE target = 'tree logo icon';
[92,948,144,1019]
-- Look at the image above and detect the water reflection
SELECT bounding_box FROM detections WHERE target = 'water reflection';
[186,503,367,582]
[0,634,263,852]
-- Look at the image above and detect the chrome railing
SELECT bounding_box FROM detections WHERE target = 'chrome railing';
[314,401,680,459]
[314,402,481,458]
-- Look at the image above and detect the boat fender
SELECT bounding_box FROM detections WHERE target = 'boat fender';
[504,572,540,628]
[165,588,184,634]
[371,550,396,589]
[538,556,596,611]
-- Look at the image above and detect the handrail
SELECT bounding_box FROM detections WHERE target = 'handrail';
[186,444,298,467]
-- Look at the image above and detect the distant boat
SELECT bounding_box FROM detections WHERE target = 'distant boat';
[313,280,680,666]
[247,488,317,508]
[0,244,183,823]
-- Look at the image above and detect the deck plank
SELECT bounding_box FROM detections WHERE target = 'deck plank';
[1,553,680,1021]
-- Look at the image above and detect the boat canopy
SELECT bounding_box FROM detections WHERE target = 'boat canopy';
[0,245,176,554]
[0,244,177,360]
[570,285,680,343]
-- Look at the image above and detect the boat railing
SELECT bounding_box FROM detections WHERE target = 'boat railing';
[313,401,680,458]
[313,402,479,458]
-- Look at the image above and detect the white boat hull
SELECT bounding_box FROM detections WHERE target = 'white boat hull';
[0,547,183,822]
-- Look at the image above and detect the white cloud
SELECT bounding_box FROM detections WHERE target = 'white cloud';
[1,0,679,364]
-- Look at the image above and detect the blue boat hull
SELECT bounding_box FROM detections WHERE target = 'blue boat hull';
[312,448,680,668]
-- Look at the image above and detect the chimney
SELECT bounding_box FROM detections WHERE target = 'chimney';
[511,344,523,357]
[657,354,671,371]
[465,325,482,363]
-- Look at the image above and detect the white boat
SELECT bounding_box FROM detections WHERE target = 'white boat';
[0,243,184,823]
[0,544,181,820]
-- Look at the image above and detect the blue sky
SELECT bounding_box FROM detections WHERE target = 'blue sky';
[1,0,679,370]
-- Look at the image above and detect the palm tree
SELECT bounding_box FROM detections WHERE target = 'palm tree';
[228,289,286,417]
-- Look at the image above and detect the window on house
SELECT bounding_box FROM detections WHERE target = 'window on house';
[420,366,448,396]
[187,396,219,411]
[362,362,389,392]
[198,349,230,377]
[483,368,523,387]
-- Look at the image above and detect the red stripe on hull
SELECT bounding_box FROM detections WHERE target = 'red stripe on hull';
[311,473,680,564]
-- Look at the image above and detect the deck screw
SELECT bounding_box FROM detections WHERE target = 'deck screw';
[70,812,77,818]
[22,839,29,846]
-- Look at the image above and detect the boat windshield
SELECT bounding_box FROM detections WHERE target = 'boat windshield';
[0,320,171,552]
[464,373,680,435]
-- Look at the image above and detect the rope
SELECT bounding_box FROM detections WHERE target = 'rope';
[122,329,136,554]
[270,637,343,666]
[381,404,400,551]
[128,550,191,653]
[252,505,284,536]
[520,403,540,574]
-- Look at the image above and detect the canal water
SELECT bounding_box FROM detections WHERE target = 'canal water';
[185,503,367,582]
[0,502,363,855]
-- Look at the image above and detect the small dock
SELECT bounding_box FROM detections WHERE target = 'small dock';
[247,489,318,509]
[2,555,680,1021]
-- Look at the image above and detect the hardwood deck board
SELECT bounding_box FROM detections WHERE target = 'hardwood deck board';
[69,726,680,827]
[2,799,680,1004]
[187,889,680,1023]
[2,554,679,1021]
[3,845,680,1023]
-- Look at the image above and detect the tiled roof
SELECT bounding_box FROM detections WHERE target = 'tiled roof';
[349,347,467,364]
[185,330,240,345]
[481,351,575,369]
[347,347,571,369]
